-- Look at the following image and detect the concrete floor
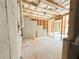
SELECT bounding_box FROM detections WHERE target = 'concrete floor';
[21,33,63,59]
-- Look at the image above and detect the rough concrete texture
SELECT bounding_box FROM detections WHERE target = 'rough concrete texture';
[0,0,22,59]
[6,0,22,59]
[0,0,10,59]
[22,35,63,59]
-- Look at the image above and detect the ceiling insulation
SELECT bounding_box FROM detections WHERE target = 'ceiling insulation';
[43,0,66,10]
[21,0,70,20]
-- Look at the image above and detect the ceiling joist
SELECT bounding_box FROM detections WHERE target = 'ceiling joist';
[23,8,54,17]
[21,0,70,20]
[43,0,68,10]
[22,1,61,15]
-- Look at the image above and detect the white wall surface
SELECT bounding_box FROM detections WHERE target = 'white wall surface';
[23,17,37,39]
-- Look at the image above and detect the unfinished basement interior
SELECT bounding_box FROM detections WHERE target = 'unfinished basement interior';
[0,0,79,59]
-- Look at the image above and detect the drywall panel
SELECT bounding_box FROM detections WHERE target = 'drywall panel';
[23,17,37,39]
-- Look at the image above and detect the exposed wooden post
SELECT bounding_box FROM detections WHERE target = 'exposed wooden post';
[53,19,55,37]
[62,0,79,59]
[64,16,66,36]
[61,18,63,40]
[68,0,78,41]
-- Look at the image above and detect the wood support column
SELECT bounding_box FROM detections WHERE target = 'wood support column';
[63,0,79,59]
[68,0,78,41]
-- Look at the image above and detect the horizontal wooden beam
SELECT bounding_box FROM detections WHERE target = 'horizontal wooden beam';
[22,1,60,14]
[23,8,55,16]
[23,11,49,20]
[43,0,68,10]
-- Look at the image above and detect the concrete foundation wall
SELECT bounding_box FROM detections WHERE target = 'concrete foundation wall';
[0,0,10,59]
[0,0,22,59]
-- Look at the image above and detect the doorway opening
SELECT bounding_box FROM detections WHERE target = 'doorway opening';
[48,14,69,40]
[17,0,70,59]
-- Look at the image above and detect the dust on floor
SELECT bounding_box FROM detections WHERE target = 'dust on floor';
[21,36,63,59]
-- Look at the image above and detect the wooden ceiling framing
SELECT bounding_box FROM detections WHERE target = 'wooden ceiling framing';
[18,0,70,20]
[44,0,67,10]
